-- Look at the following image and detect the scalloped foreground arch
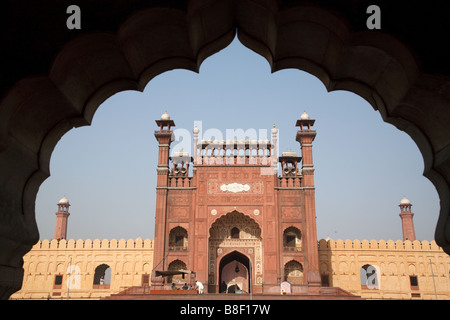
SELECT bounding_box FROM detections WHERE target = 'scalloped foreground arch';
[1,1,450,299]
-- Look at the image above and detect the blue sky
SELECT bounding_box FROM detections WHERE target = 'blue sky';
[35,37,440,242]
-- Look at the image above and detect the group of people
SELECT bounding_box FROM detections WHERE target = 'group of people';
[171,280,204,294]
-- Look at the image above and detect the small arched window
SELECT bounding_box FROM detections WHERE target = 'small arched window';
[231,227,240,239]
[283,226,302,251]
[93,264,111,288]
[169,226,188,251]
[360,264,379,289]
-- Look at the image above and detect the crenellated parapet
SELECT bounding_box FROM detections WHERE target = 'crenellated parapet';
[35,238,445,251]
[318,239,443,251]
[33,238,153,250]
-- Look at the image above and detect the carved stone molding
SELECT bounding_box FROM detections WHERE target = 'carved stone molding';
[220,183,250,193]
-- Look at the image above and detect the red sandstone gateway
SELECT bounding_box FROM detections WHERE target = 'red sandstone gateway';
[149,111,351,297]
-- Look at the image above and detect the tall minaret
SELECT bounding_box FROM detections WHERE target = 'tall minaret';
[54,196,70,240]
[295,111,321,287]
[152,111,175,273]
[399,197,416,241]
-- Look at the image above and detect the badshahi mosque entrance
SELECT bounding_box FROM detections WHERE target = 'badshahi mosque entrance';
[219,251,250,293]
[208,211,262,294]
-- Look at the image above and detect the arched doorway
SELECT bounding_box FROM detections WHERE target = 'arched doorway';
[219,251,251,293]
[284,260,304,284]
[209,211,262,293]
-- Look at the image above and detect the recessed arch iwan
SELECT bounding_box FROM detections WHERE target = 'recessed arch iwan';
[1,3,449,299]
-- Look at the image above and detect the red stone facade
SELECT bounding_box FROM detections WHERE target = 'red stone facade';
[151,112,321,294]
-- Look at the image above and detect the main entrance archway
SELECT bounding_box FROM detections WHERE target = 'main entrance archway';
[219,251,251,294]
[209,211,262,293]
